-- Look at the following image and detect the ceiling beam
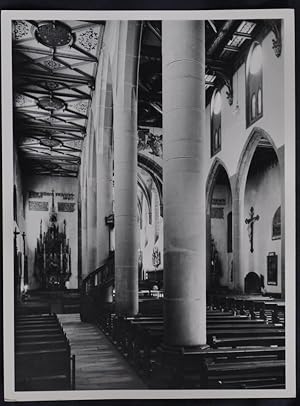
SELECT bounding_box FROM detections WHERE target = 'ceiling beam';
[146,22,161,41]
[14,46,97,62]
[18,123,85,133]
[207,20,241,58]
[17,71,94,87]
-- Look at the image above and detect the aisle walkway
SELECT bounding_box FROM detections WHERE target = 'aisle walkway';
[57,313,146,390]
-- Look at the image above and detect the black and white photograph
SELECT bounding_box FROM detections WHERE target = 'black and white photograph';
[1,9,296,401]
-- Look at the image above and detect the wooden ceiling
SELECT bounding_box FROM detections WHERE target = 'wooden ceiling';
[13,19,277,177]
[138,19,272,128]
[13,20,104,177]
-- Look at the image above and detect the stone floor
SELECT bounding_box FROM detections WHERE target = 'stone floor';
[57,313,146,390]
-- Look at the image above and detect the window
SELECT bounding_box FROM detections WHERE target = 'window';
[272,206,281,239]
[246,42,263,127]
[227,211,233,252]
[211,89,222,156]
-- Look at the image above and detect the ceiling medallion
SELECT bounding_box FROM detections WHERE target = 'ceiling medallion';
[40,137,61,148]
[37,96,65,112]
[35,22,73,48]
[45,81,60,90]
[42,58,64,70]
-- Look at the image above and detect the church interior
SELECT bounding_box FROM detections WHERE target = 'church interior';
[11,18,286,391]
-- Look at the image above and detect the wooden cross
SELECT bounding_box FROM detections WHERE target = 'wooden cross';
[245,206,260,253]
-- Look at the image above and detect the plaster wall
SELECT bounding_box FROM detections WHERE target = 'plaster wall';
[205,31,284,178]
[242,161,281,294]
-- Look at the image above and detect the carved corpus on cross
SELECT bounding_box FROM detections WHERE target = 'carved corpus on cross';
[245,206,260,253]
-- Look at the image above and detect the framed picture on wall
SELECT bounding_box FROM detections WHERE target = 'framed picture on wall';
[267,252,278,285]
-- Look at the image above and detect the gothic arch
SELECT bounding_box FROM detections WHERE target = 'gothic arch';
[233,126,282,293]
[235,127,280,201]
[206,157,232,289]
[138,153,163,216]
[206,157,232,212]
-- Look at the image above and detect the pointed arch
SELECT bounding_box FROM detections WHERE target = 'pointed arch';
[206,157,233,289]
[233,126,282,293]
[235,127,280,201]
[206,157,232,212]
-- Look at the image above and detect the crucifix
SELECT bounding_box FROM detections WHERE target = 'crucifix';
[245,206,260,253]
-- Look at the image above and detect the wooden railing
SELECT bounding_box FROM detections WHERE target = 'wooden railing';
[80,253,115,322]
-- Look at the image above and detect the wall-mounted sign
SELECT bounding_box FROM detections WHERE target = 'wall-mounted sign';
[28,190,74,200]
[212,198,226,206]
[267,252,278,285]
[29,191,52,198]
[58,202,75,212]
[211,207,224,219]
[56,192,74,201]
[29,201,49,211]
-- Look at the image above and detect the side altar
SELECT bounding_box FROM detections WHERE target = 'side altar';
[34,190,71,290]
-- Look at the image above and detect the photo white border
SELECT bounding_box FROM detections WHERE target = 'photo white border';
[1,8,296,401]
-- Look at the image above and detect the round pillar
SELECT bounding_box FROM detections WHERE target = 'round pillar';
[162,20,206,347]
[114,21,141,316]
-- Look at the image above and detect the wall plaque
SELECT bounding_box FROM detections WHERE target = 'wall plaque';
[29,201,49,211]
[58,202,75,212]
[267,252,278,285]
[211,207,224,219]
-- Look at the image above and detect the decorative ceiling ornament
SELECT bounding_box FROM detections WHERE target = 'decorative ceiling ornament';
[212,69,233,106]
[42,58,64,70]
[45,80,60,90]
[37,96,65,112]
[13,21,30,40]
[72,101,88,114]
[40,136,61,148]
[77,27,99,51]
[15,93,26,107]
[35,21,73,48]
[63,139,82,149]
[268,20,282,58]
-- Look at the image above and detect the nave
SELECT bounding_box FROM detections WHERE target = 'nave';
[10,17,288,393]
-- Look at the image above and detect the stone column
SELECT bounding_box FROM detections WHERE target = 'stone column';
[162,21,206,347]
[232,182,243,292]
[86,129,97,273]
[80,144,88,280]
[278,146,285,299]
[113,21,141,315]
[96,76,113,266]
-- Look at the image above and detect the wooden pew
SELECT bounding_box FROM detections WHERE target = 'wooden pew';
[16,339,68,352]
[207,359,285,389]
[15,312,75,391]
[15,348,72,391]
[163,346,285,389]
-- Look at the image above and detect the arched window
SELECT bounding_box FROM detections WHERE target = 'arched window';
[246,42,263,127]
[272,206,281,239]
[227,211,233,252]
[251,93,256,119]
[257,87,262,114]
[211,89,222,156]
